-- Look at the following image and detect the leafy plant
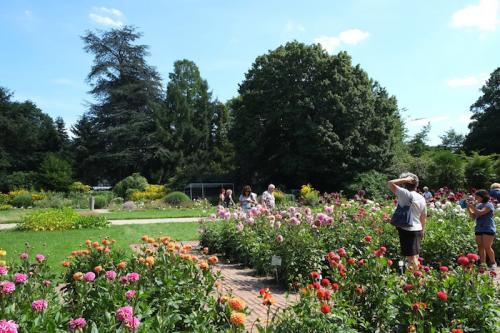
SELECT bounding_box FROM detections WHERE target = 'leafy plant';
[164,191,191,205]
[113,173,148,198]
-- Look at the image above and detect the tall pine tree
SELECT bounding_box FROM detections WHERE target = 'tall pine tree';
[77,26,164,183]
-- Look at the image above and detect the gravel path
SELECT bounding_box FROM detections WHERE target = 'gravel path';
[0,217,201,230]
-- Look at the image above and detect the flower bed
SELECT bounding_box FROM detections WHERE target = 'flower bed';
[0,237,247,332]
[201,200,493,288]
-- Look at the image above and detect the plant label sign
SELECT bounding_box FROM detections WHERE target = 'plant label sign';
[271,255,282,266]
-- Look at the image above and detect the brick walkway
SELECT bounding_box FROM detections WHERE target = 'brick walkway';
[130,241,298,331]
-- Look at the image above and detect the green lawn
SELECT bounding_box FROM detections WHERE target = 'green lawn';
[0,222,200,273]
[103,207,215,220]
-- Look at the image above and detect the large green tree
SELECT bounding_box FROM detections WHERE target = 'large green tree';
[160,60,234,187]
[464,68,500,153]
[76,26,164,184]
[0,87,61,190]
[230,42,402,190]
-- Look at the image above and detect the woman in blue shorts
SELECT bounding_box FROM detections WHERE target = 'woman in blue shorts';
[467,190,496,270]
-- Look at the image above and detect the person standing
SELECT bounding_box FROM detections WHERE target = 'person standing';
[261,184,276,210]
[239,185,257,213]
[422,187,433,202]
[224,189,236,207]
[218,188,226,206]
[490,183,500,202]
[388,173,427,270]
[467,190,496,270]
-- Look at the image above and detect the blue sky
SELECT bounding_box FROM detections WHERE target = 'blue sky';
[0,0,499,144]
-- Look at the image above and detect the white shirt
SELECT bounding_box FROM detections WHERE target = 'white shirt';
[262,191,275,209]
[396,186,426,231]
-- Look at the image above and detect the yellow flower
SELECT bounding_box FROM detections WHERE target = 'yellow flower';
[0,249,6,257]
[0,260,6,267]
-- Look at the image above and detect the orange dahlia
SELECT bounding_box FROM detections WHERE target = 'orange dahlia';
[230,312,246,326]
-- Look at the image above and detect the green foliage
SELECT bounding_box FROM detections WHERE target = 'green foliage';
[303,191,320,206]
[407,123,431,157]
[72,215,109,229]
[76,26,164,183]
[439,128,465,152]
[164,191,191,205]
[426,150,465,190]
[33,192,70,208]
[113,173,148,198]
[69,181,91,193]
[19,208,80,231]
[0,171,36,191]
[0,87,62,191]
[37,153,73,191]
[230,42,402,190]
[464,153,495,189]
[347,170,389,199]
[464,67,500,154]
[93,195,108,209]
[11,193,34,208]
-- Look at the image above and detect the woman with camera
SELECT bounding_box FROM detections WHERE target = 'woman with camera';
[467,190,496,270]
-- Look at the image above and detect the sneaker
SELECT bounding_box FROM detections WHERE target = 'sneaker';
[488,263,497,271]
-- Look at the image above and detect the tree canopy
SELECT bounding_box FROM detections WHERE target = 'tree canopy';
[464,67,500,154]
[230,41,402,190]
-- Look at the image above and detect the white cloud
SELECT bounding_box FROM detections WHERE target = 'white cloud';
[446,74,488,87]
[451,0,499,31]
[314,29,369,53]
[409,116,449,126]
[89,7,124,27]
[339,29,370,45]
[286,20,305,32]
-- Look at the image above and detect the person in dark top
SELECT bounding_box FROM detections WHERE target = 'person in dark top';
[490,183,500,202]
[224,189,235,207]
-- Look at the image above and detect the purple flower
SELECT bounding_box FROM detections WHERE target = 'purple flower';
[105,270,117,280]
[126,272,140,282]
[116,306,134,322]
[0,281,15,294]
[20,253,28,260]
[120,276,129,284]
[68,317,87,331]
[84,272,96,282]
[125,290,137,300]
[31,299,48,312]
[35,254,45,262]
[14,273,27,284]
[236,223,244,232]
[324,206,334,215]
[289,217,300,225]
[0,319,18,333]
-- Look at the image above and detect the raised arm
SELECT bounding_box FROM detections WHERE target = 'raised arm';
[387,176,415,194]
[467,202,492,218]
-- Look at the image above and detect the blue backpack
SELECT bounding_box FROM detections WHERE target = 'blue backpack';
[391,197,413,227]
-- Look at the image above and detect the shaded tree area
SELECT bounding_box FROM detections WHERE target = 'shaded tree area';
[230,42,402,190]
[463,67,500,154]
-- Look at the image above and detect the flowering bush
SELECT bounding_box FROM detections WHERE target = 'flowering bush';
[130,185,166,202]
[0,237,243,332]
[200,199,496,288]
[266,245,499,332]
[18,208,109,231]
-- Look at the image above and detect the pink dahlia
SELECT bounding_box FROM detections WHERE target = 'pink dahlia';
[0,266,8,275]
[116,306,134,322]
[439,266,449,272]
[0,281,15,294]
[19,253,28,260]
[68,317,87,331]
[0,320,18,333]
[43,280,51,287]
[31,299,48,312]
[124,316,140,330]
[35,254,45,263]
[84,272,96,282]
[105,270,117,280]
[13,273,27,284]
[126,272,140,282]
[457,256,469,266]
[276,235,284,243]
[125,290,136,300]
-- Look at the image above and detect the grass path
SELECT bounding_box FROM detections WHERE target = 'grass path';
[0,222,200,273]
